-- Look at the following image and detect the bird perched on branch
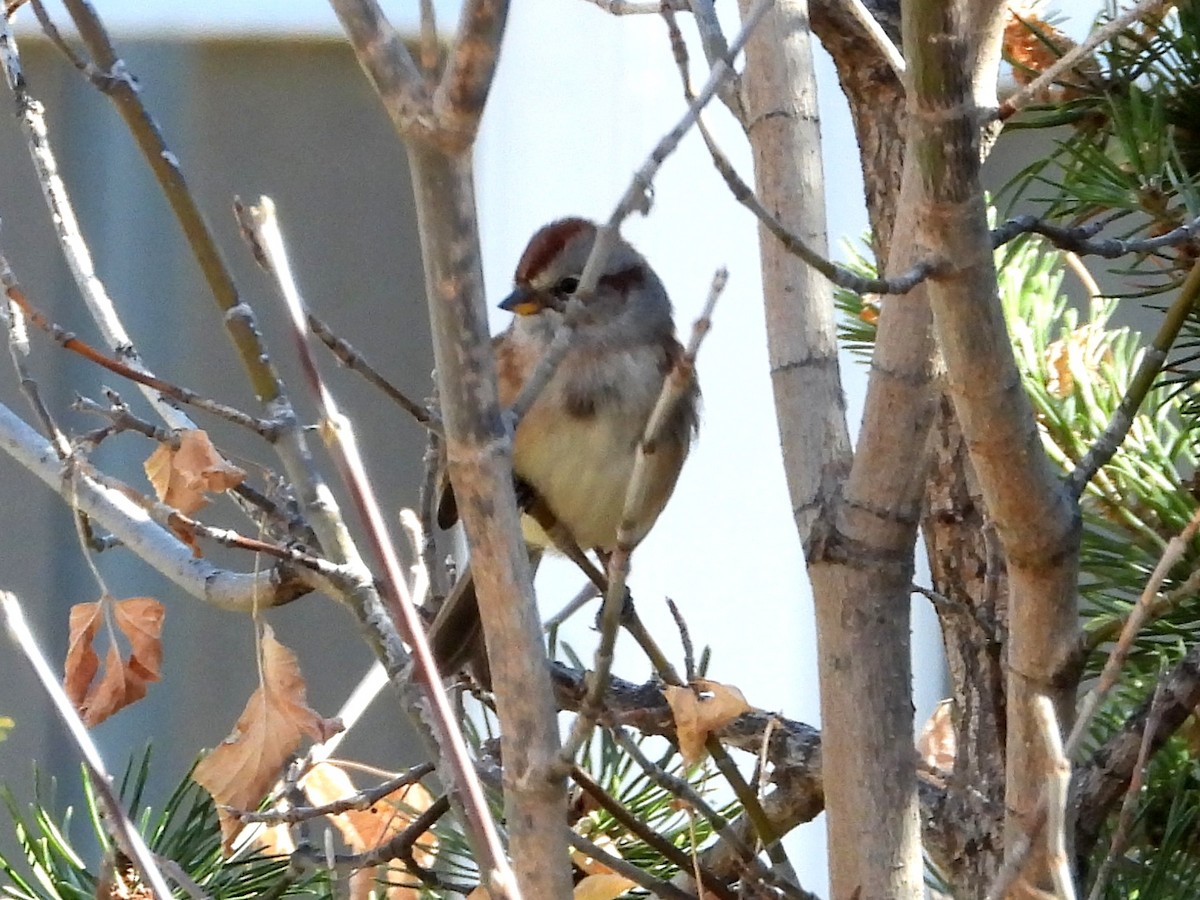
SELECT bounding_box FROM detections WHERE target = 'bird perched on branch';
[427,217,699,680]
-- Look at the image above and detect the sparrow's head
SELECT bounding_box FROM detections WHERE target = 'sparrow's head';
[501,218,672,337]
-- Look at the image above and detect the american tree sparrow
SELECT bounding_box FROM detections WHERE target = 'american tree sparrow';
[428,217,698,677]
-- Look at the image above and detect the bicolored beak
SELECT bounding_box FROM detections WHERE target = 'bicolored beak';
[498,286,545,316]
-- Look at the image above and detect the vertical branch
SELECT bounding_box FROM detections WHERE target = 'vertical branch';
[739,0,928,895]
[328,1,573,896]
[902,0,1081,893]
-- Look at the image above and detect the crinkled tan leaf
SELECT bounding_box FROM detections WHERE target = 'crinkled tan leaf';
[144,429,245,515]
[64,602,103,706]
[917,699,957,774]
[574,873,638,900]
[63,598,165,726]
[193,626,342,851]
[112,597,164,682]
[664,678,751,765]
[80,644,150,727]
[302,762,435,899]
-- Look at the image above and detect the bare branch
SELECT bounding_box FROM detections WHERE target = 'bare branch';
[236,196,518,898]
[307,313,441,434]
[326,0,435,141]
[991,213,1200,260]
[0,19,191,430]
[432,0,510,149]
[55,0,290,407]
[2,275,275,437]
[0,401,304,611]
[235,763,435,824]
[1069,260,1200,494]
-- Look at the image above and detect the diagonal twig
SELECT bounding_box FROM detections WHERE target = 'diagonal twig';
[2,591,175,900]
[1000,0,1170,119]
[235,195,516,895]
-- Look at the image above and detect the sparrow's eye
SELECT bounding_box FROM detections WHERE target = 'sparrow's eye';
[556,276,580,295]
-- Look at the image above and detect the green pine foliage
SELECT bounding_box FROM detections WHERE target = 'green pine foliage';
[837,227,1200,896]
[0,750,326,900]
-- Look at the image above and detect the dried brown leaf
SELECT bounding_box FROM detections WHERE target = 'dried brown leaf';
[302,762,435,899]
[193,626,342,851]
[664,678,751,765]
[64,602,103,706]
[144,429,245,515]
[918,699,957,774]
[574,873,638,900]
[81,644,150,728]
[112,597,164,682]
[63,598,165,727]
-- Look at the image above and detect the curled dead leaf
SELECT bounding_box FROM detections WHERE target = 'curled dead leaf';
[193,625,342,851]
[918,699,957,774]
[663,678,751,765]
[301,761,436,899]
[63,597,165,727]
[144,429,245,516]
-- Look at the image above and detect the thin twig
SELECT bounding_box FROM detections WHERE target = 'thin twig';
[566,831,694,900]
[666,598,695,682]
[56,0,289,407]
[1,591,175,900]
[308,312,440,433]
[1033,697,1077,900]
[543,581,600,630]
[0,19,192,430]
[570,766,737,900]
[319,794,450,871]
[660,8,935,297]
[992,213,1200,260]
[1000,0,1170,119]
[236,764,435,824]
[510,0,771,427]
[1,253,71,459]
[685,0,744,122]
[1066,502,1200,759]
[236,196,515,892]
[1085,681,1165,900]
[560,270,727,764]
[1,278,275,436]
[1070,259,1200,494]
